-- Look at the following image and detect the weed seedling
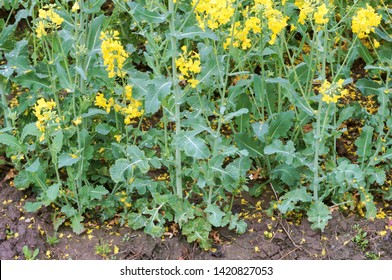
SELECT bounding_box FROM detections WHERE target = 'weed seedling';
[22,246,39,260]
[46,233,59,245]
[352,225,369,250]
[95,241,111,257]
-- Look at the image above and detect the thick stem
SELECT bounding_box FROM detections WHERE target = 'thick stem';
[169,0,183,198]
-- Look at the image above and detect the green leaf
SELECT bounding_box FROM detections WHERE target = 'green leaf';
[58,153,80,168]
[182,217,212,249]
[145,78,172,114]
[12,72,50,89]
[176,132,210,159]
[70,214,85,234]
[0,133,21,149]
[144,220,165,237]
[355,79,382,95]
[51,130,63,154]
[169,197,195,226]
[289,62,310,88]
[228,214,247,234]
[126,146,150,173]
[252,122,269,142]
[127,2,166,23]
[336,106,356,127]
[81,108,107,118]
[268,111,294,140]
[278,187,312,214]
[355,125,374,161]
[307,201,332,231]
[61,205,77,218]
[369,168,386,185]
[356,40,374,65]
[14,170,31,190]
[95,123,113,135]
[26,159,40,173]
[90,185,109,200]
[85,15,105,71]
[83,0,105,13]
[205,204,225,227]
[223,108,249,122]
[272,164,300,187]
[175,26,218,40]
[264,139,296,165]
[47,183,60,201]
[21,123,40,141]
[234,133,263,158]
[24,201,42,212]
[110,159,133,183]
[4,39,33,77]
[56,63,74,92]
[127,212,147,230]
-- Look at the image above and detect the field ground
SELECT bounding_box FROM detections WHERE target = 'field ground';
[1,176,391,260]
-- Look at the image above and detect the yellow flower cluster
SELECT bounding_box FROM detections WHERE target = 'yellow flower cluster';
[175,46,201,88]
[94,85,143,125]
[100,30,129,78]
[295,0,329,28]
[192,0,235,30]
[264,8,289,45]
[352,4,382,39]
[35,5,64,39]
[33,98,59,141]
[224,17,261,50]
[320,79,348,104]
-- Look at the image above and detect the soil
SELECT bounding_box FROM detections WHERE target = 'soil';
[1,174,392,260]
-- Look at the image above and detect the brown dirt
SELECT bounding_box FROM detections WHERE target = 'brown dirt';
[1,176,392,260]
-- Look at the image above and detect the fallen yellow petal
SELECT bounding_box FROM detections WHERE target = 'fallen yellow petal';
[378,230,387,237]
[113,245,119,255]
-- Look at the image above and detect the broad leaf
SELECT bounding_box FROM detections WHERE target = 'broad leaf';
[268,111,295,140]
[234,133,263,158]
[58,153,80,168]
[278,187,312,214]
[355,125,374,161]
[127,2,166,23]
[307,201,331,231]
[264,139,296,165]
[176,132,210,159]
[205,204,226,227]
[70,214,85,234]
[0,134,21,149]
[24,202,42,212]
[47,183,60,201]
[90,185,109,200]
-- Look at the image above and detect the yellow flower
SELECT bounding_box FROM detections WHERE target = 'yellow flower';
[73,117,82,126]
[352,4,382,39]
[33,98,58,140]
[71,2,80,12]
[175,47,201,87]
[124,85,133,101]
[36,21,47,39]
[114,135,122,143]
[100,30,129,78]
[320,79,346,104]
[39,5,64,27]
[314,3,329,26]
[192,0,235,30]
[373,39,380,48]
[265,9,289,45]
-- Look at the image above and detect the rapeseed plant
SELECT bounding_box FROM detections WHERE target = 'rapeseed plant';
[100,30,129,78]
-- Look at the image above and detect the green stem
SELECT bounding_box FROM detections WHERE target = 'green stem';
[169,0,182,198]
[0,78,11,129]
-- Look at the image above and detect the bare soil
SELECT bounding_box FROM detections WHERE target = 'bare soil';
[1,176,392,260]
